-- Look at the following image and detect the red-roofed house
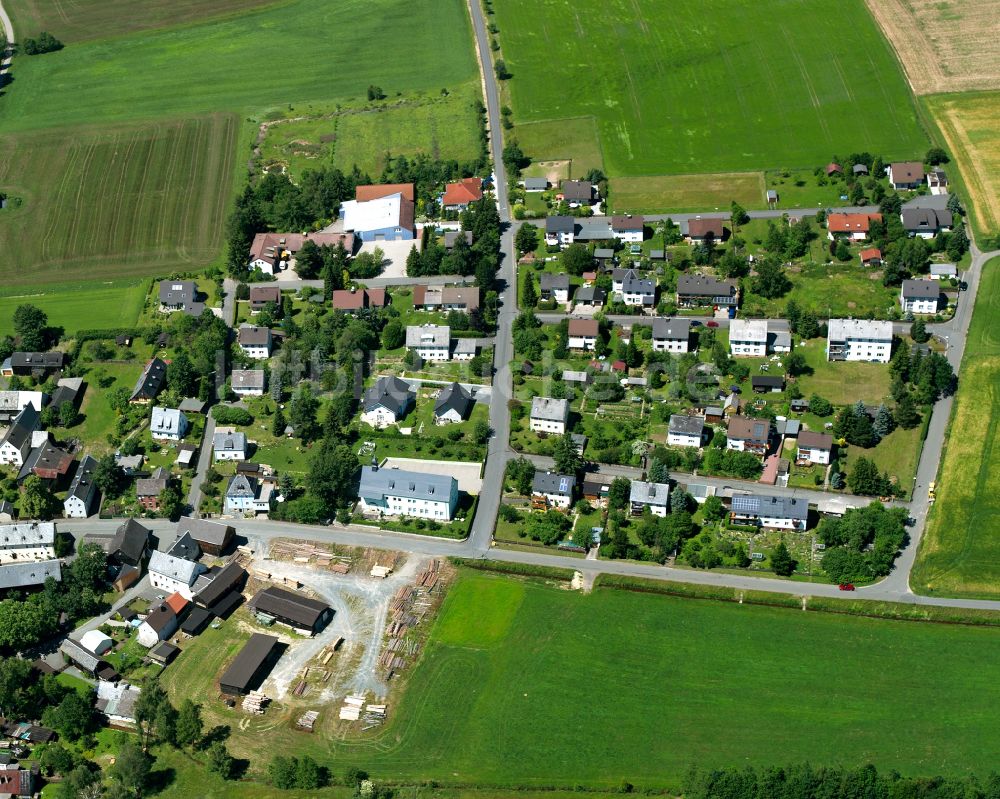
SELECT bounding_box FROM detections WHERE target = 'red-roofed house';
[164,591,189,616]
[248,232,354,274]
[859,248,883,267]
[686,217,725,244]
[355,183,415,203]
[331,288,388,313]
[567,319,599,351]
[442,177,483,210]
[826,162,842,176]
[826,213,882,241]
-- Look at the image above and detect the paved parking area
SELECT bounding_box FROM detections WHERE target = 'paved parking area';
[358,239,420,279]
[379,457,484,494]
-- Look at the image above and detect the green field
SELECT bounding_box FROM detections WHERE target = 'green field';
[0,115,240,283]
[494,0,927,176]
[913,257,1000,597]
[0,279,146,334]
[610,172,763,213]
[259,84,483,180]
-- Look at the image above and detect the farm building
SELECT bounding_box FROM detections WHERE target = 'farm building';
[249,586,333,636]
[219,633,282,695]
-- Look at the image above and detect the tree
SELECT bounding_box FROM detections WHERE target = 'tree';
[207,741,235,780]
[271,406,286,438]
[702,495,724,522]
[505,457,535,496]
[269,756,297,789]
[553,433,582,475]
[56,765,102,799]
[751,257,791,299]
[20,475,59,520]
[807,394,832,418]
[93,453,125,498]
[873,404,895,438]
[910,318,930,343]
[472,419,491,446]
[295,239,323,279]
[167,351,197,396]
[925,146,949,165]
[41,691,92,741]
[290,384,320,443]
[58,400,77,428]
[770,541,796,576]
[895,391,921,429]
[12,304,48,350]
[295,756,323,789]
[947,226,969,261]
[366,84,385,101]
[109,739,152,799]
[783,351,809,377]
[39,742,77,777]
[521,273,537,308]
[21,31,63,55]
[607,476,631,510]
[848,456,884,495]
[382,319,404,350]
[561,243,592,276]
[174,699,202,748]
[670,486,691,514]
[158,483,183,521]
[515,224,538,254]
[730,201,749,227]
[834,239,851,261]
[494,59,511,79]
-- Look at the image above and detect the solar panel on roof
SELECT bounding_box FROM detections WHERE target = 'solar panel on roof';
[559,478,569,492]
[730,495,759,513]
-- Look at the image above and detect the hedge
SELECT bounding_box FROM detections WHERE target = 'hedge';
[449,558,576,583]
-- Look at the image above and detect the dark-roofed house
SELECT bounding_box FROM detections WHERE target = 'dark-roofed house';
[64,455,98,518]
[620,271,656,307]
[729,493,808,531]
[19,439,74,483]
[149,641,180,666]
[686,217,725,244]
[433,382,473,424]
[574,285,606,308]
[797,430,833,465]
[0,559,61,591]
[751,375,785,393]
[220,633,282,695]
[180,606,213,636]
[558,180,593,204]
[167,531,200,561]
[176,517,234,557]
[531,470,576,510]
[888,161,925,190]
[901,208,951,239]
[213,430,247,462]
[361,375,415,428]
[137,599,180,647]
[130,358,167,404]
[726,416,771,455]
[629,479,670,517]
[136,468,169,511]
[443,230,474,250]
[900,279,940,314]
[248,286,280,313]
[545,216,575,247]
[331,288,388,313]
[250,586,333,635]
[667,414,705,448]
[412,286,479,312]
[652,318,692,353]
[158,280,203,316]
[231,369,266,397]
[567,319,599,351]
[523,177,548,192]
[676,274,737,308]
[193,561,247,610]
[110,519,151,568]
[1,352,64,379]
[60,638,105,677]
[51,379,82,412]
[0,405,40,468]
[540,273,571,304]
[223,473,274,516]
[237,326,272,359]
[611,214,644,243]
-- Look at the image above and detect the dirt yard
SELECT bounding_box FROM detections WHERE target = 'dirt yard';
[866,0,1000,93]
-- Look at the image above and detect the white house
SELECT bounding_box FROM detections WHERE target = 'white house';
[231,369,265,397]
[540,273,570,304]
[652,318,691,353]
[361,375,414,428]
[213,430,248,462]
[433,382,473,424]
[927,169,948,195]
[611,215,644,243]
[621,272,656,307]
[797,431,833,465]
[567,318,599,351]
[80,630,113,656]
[888,161,925,190]
[223,474,274,516]
[63,455,98,519]
[531,471,576,509]
[530,396,569,435]
[453,338,477,361]
[0,405,40,467]
[406,325,451,362]
[826,319,893,363]
[148,551,204,600]
[629,480,670,517]
[150,407,188,441]
[729,319,768,357]
[237,326,273,359]
[357,465,458,520]
[667,414,705,448]
[730,493,808,531]
[545,216,574,247]
[900,279,940,314]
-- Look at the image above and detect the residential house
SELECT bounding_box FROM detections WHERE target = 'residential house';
[176,517,234,557]
[231,369,266,397]
[135,468,169,512]
[96,680,142,727]
[611,214,644,243]
[574,285,606,308]
[900,279,940,314]
[237,326,272,359]
[158,280,203,315]
[412,286,479,312]
[213,430,248,462]
[523,177,548,192]
[248,286,281,313]
[729,319,769,357]
[751,375,784,393]
[545,216,575,247]
[0,762,38,798]
[59,638,109,679]
[730,493,808,531]
[148,550,205,600]
[249,586,333,636]
[726,416,771,455]
[902,208,952,238]
[531,471,576,510]
[676,274,738,308]
[930,262,958,280]
[826,319,893,363]
[826,212,881,241]
[442,177,483,210]
[223,473,274,516]
[248,232,354,274]
[629,480,670,517]
[530,396,569,435]
[0,352,63,379]
[567,319,599,351]
[620,271,656,307]
[361,375,415,428]
[0,391,45,425]
[406,325,451,362]
[433,382,473,424]
[797,431,833,465]
[686,217,725,244]
[888,161,925,190]
[331,287,388,312]
[859,248,883,267]
[129,358,167,404]
[0,522,56,586]
[0,405,40,467]
[63,455,98,519]
[927,169,948,195]
[137,593,188,647]
[540,272,571,303]
[109,519,151,568]
[770,329,791,353]
[357,465,458,520]
[443,230,474,250]
[340,183,416,242]
[150,407,188,441]
[668,414,705,448]
[0,559,60,590]
[558,180,593,205]
[652,318,692,353]
[453,338,477,361]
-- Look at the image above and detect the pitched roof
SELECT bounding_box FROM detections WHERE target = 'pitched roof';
[363,375,414,415]
[150,407,186,436]
[1,404,39,453]
[798,430,833,450]
[443,230,474,249]
[687,217,724,238]
[0,559,60,589]
[249,232,355,267]
[546,216,574,234]
[611,214,643,231]
[827,212,881,233]
[676,274,735,297]
[225,473,256,499]
[176,516,233,547]
[141,602,177,634]
[890,161,925,183]
[901,278,939,298]
[406,325,450,349]
[250,586,331,628]
[149,551,200,585]
[248,286,281,305]
[530,396,569,422]
[158,280,197,307]
[442,177,483,206]
[540,272,570,290]
[559,180,593,201]
[0,522,55,548]
[355,183,415,202]
[110,519,151,564]
[130,358,167,402]
[66,455,98,505]
[8,352,64,371]
[193,561,246,608]
[859,247,882,261]
[532,471,576,497]
[358,465,456,503]
[568,318,599,337]
[730,318,769,344]
[752,375,785,388]
[213,430,247,453]
[669,414,704,436]
[164,592,189,615]
[901,208,950,231]
[629,479,670,506]
[331,288,387,310]
[433,382,473,419]
[219,633,280,693]
[653,318,692,340]
[237,326,271,346]
[730,492,808,521]
[727,416,770,443]
[231,369,265,391]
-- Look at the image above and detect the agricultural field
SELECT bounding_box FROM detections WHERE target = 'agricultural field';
[493,0,927,177]
[0,279,146,334]
[864,0,1000,94]
[609,172,762,214]
[0,0,477,133]
[513,117,605,178]
[0,115,241,285]
[321,572,1000,788]
[913,257,1000,598]
[4,0,281,42]
[923,92,1000,239]
[259,84,484,180]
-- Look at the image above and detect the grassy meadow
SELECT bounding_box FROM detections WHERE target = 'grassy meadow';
[609,172,763,213]
[494,0,927,177]
[0,280,146,335]
[913,257,1000,597]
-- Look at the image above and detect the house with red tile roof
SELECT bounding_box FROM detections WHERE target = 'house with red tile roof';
[826,212,882,241]
[442,177,483,210]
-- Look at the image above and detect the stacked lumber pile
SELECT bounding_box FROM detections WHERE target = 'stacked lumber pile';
[296,710,319,732]
[241,691,268,714]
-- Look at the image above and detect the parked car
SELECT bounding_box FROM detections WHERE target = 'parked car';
[707,320,719,328]
[838,583,856,591]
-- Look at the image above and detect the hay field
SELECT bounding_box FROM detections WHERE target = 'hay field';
[0,280,146,335]
[865,0,1000,94]
[925,93,1000,237]
[513,116,604,178]
[0,114,240,283]
[609,172,763,213]
[493,0,927,176]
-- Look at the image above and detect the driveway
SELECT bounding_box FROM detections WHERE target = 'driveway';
[379,457,483,494]
[357,239,420,280]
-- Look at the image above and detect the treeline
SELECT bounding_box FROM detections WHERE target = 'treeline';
[406,197,501,289]
[683,762,1000,799]
[21,31,63,55]
[817,503,908,583]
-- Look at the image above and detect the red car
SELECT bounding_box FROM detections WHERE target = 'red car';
[707,320,719,328]
[838,583,856,591]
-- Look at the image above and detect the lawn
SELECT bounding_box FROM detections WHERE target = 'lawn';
[843,423,925,498]
[0,0,477,134]
[319,572,1000,788]
[794,338,893,405]
[513,117,605,178]
[0,115,241,285]
[494,0,927,177]
[912,257,1000,598]
[609,172,763,214]
[0,279,147,334]
[259,84,484,180]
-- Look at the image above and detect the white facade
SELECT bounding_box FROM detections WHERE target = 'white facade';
[360,407,399,429]
[406,325,451,362]
[667,431,701,447]
[150,407,188,441]
[357,466,458,521]
[148,552,203,601]
[237,327,272,360]
[900,283,939,314]
[797,444,831,465]
[826,319,893,363]
[529,397,569,435]
[729,319,768,357]
[63,495,90,519]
